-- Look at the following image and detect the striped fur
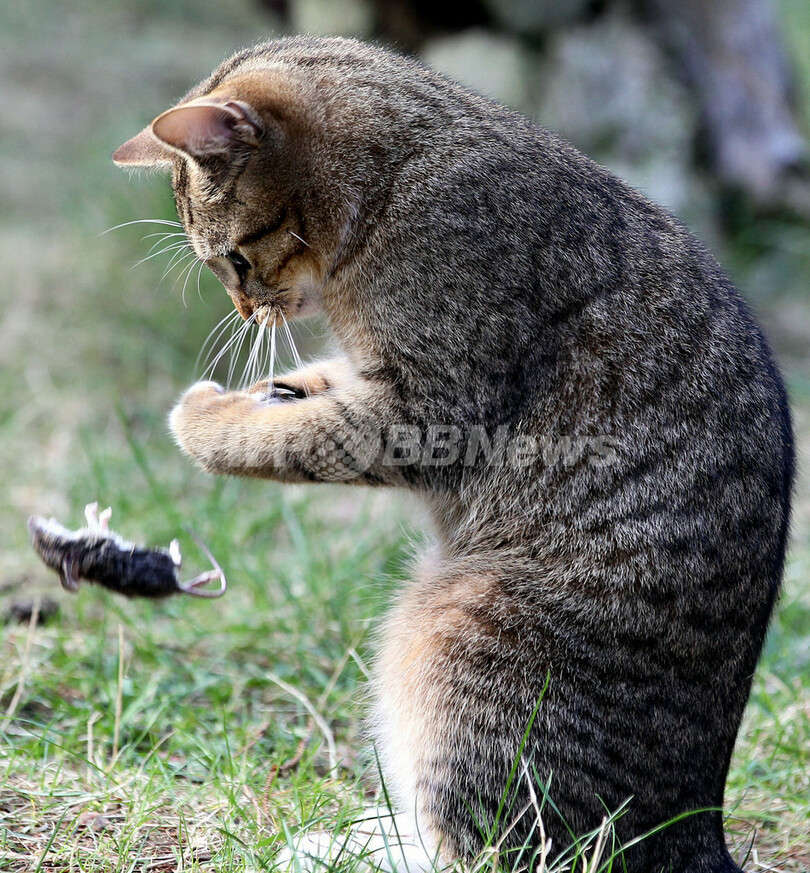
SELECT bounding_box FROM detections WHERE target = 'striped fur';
[117,37,793,872]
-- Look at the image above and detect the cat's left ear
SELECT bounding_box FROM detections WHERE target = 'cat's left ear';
[149,100,262,161]
[112,127,174,168]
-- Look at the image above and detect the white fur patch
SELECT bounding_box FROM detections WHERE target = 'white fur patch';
[275,810,441,872]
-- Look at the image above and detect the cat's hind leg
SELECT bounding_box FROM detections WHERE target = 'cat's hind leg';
[370,554,553,867]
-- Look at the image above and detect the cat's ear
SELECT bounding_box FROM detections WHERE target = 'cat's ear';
[112,126,174,168]
[149,100,262,161]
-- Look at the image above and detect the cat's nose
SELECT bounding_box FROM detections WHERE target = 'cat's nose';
[229,292,254,320]
[204,257,254,319]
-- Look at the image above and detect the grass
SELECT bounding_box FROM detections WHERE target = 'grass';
[1,0,810,870]
[1,478,410,871]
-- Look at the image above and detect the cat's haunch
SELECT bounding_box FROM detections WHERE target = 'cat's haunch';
[115,36,794,873]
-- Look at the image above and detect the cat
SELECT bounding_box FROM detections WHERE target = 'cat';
[113,36,794,873]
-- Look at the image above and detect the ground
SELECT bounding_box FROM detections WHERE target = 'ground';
[0,1,808,870]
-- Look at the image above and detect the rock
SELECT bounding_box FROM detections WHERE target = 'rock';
[76,810,113,833]
[480,0,592,35]
[644,0,808,212]
[422,29,529,108]
[3,595,59,625]
[289,0,374,37]
[525,6,716,232]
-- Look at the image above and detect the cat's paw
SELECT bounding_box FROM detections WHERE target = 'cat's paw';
[274,815,440,872]
[248,358,354,400]
[168,381,254,473]
[247,378,307,403]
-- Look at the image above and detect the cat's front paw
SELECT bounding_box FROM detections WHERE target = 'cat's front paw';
[169,381,250,473]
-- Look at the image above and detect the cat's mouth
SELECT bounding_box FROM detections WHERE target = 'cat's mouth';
[217,281,282,325]
[228,285,320,325]
[253,303,281,327]
[231,296,287,326]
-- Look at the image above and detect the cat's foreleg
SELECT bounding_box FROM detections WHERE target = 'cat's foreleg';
[248,356,355,399]
[169,377,398,485]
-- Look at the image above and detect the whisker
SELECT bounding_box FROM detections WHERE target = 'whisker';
[257,322,271,389]
[197,309,242,375]
[195,259,207,303]
[219,328,249,385]
[280,311,309,396]
[171,256,196,298]
[131,240,191,270]
[98,218,183,237]
[241,321,267,391]
[245,325,264,388]
[142,234,188,258]
[254,326,268,389]
[267,319,278,390]
[160,249,197,284]
[170,260,192,304]
[205,313,250,383]
[279,311,304,369]
[232,317,260,388]
[288,230,310,248]
[202,314,247,382]
[181,257,206,307]
[227,313,258,387]
[293,316,326,341]
[141,231,188,250]
[141,232,188,257]
[176,255,203,307]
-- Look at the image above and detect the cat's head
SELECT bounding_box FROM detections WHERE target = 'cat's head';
[113,38,411,326]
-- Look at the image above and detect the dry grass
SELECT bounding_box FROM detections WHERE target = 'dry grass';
[1,1,809,871]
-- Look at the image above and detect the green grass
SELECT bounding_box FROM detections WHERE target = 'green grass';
[1,468,413,871]
[2,0,810,870]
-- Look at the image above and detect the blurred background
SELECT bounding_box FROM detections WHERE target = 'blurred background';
[1,0,808,870]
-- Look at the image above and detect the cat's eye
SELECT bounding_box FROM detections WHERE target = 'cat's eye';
[225,250,251,283]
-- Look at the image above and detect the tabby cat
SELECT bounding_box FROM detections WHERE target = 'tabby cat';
[113,37,794,873]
